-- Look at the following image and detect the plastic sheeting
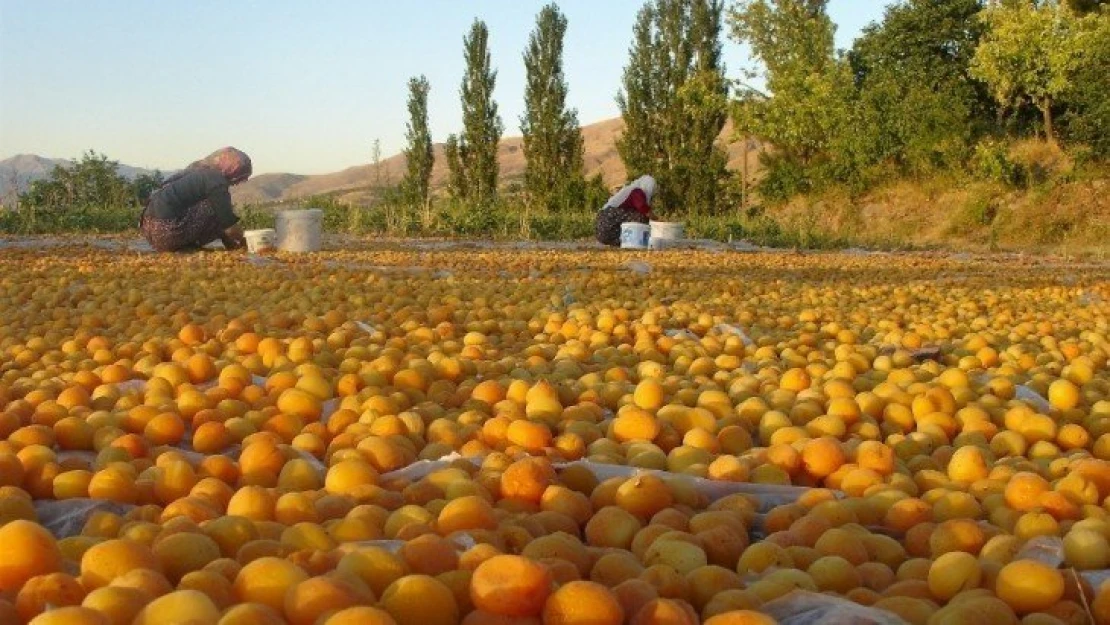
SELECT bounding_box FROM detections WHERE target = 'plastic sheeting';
[35,499,137,539]
[334,532,479,557]
[1014,535,1110,594]
[663,324,754,348]
[972,374,1053,413]
[761,591,908,625]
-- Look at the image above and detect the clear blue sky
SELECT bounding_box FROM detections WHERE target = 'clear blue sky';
[0,1,892,175]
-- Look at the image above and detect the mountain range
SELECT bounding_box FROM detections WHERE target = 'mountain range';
[1,117,762,206]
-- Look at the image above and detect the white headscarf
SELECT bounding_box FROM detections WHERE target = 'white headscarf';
[604,175,657,210]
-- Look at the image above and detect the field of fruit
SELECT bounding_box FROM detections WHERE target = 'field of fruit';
[1,237,1109,625]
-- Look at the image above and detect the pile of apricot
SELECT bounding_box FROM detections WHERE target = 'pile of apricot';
[0,241,1107,624]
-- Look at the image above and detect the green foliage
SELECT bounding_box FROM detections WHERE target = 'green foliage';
[444,135,467,201]
[753,153,813,202]
[521,4,585,214]
[19,151,139,210]
[953,194,998,235]
[970,139,1026,186]
[401,75,434,207]
[8,151,149,233]
[133,171,166,206]
[1060,10,1110,156]
[729,0,857,194]
[524,211,596,240]
[446,20,504,211]
[970,0,1087,142]
[616,0,730,216]
[1064,0,1109,14]
[616,6,658,184]
[847,0,989,177]
[565,173,612,213]
[0,204,135,234]
[728,0,1106,205]
[301,195,354,232]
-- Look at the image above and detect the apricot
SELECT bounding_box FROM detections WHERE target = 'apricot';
[233,557,309,612]
[132,590,221,625]
[80,539,161,590]
[928,551,982,602]
[27,607,111,625]
[16,572,87,621]
[616,474,675,519]
[543,580,624,625]
[470,555,553,617]
[153,531,222,583]
[586,505,643,549]
[380,574,460,625]
[0,520,64,591]
[995,560,1064,614]
[284,575,368,625]
[324,607,400,625]
[81,586,149,625]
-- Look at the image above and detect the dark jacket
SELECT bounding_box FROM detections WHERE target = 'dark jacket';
[144,167,239,230]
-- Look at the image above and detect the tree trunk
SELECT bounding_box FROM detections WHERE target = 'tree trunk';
[741,138,749,215]
[1041,98,1055,144]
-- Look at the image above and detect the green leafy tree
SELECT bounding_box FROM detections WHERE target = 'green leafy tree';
[1061,9,1110,156]
[446,20,504,207]
[402,75,434,206]
[20,151,137,210]
[729,0,856,196]
[970,0,1085,143]
[617,0,729,216]
[521,4,585,213]
[847,0,990,176]
[616,5,659,184]
[132,170,165,206]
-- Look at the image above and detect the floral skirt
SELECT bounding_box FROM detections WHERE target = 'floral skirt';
[596,206,648,247]
[140,200,224,252]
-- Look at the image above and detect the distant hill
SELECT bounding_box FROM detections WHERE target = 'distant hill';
[0,154,170,204]
[232,117,763,205]
[3,118,762,207]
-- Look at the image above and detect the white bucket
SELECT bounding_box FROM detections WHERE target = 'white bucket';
[243,229,276,253]
[275,209,323,253]
[649,221,685,249]
[620,222,650,249]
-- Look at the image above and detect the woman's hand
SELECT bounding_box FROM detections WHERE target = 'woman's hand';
[221,224,247,250]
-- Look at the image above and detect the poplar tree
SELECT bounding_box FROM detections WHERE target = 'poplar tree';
[401,75,434,206]
[521,3,585,212]
[616,0,729,216]
[446,20,503,207]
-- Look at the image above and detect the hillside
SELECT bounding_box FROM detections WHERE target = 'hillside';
[232,117,762,205]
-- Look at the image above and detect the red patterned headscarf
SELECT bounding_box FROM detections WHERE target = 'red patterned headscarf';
[193,147,252,185]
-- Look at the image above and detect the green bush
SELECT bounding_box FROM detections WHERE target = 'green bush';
[971,139,1025,186]
[756,155,813,203]
[526,212,595,240]
[0,204,135,234]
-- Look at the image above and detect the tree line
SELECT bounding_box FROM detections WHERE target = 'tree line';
[401,0,1108,219]
[731,0,1109,201]
[400,0,733,218]
[15,0,1109,227]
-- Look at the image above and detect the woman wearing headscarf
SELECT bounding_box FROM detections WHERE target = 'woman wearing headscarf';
[139,147,253,252]
[595,175,657,247]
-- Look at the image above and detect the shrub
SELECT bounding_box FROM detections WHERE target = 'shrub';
[971,139,1024,186]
